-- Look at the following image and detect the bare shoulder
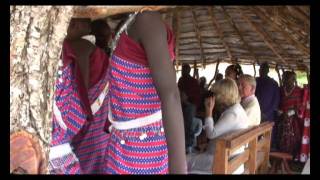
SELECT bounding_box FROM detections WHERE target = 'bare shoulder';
[69,38,95,54]
[133,11,166,42]
[134,11,164,31]
[135,11,162,22]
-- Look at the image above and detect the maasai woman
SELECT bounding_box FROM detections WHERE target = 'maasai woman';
[104,10,187,174]
[277,71,304,161]
[299,83,310,163]
[49,18,110,174]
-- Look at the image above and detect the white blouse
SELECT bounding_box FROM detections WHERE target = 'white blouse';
[187,103,249,174]
[204,103,249,140]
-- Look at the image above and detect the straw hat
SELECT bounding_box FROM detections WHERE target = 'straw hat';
[73,6,172,20]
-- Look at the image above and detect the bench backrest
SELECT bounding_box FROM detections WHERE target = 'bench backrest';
[213,121,274,174]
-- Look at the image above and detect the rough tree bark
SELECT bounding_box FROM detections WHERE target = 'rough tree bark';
[10,6,74,173]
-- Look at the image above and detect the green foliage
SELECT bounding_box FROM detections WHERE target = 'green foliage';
[296,71,308,87]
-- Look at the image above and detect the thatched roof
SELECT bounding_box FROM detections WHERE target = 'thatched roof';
[74,6,310,70]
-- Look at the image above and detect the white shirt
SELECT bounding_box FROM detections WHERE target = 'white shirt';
[187,103,249,174]
[203,103,249,141]
[241,95,261,126]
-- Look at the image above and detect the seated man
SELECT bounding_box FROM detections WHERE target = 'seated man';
[238,74,261,126]
[180,91,203,154]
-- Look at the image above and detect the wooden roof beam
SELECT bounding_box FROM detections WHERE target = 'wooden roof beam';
[173,9,181,70]
[207,6,232,61]
[238,7,288,66]
[259,7,307,39]
[286,6,309,26]
[191,9,206,67]
[255,7,309,56]
[221,6,259,65]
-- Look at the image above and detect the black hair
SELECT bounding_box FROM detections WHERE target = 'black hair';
[226,64,243,79]
[91,19,111,35]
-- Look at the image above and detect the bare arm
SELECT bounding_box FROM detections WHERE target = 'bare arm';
[134,11,187,174]
[203,96,237,139]
[204,112,238,139]
[68,39,95,89]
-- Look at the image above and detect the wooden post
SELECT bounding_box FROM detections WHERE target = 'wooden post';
[213,140,229,174]
[306,66,310,85]
[208,59,220,88]
[248,138,258,174]
[275,64,282,87]
[193,60,199,80]
[253,62,256,77]
[260,130,272,173]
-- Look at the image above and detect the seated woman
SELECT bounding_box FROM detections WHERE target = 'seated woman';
[187,78,249,174]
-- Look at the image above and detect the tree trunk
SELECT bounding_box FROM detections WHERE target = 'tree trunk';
[10,6,74,173]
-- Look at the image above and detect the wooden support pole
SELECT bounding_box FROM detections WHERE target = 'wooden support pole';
[213,140,229,174]
[305,65,310,85]
[275,64,283,87]
[248,138,258,174]
[208,59,220,88]
[260,130,272,173]
[253,62,256,77]
[193,60,199,80]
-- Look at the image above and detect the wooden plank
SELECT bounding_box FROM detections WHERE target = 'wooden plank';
[221,6,259,65]
[257,135,268,150]
[213,140,229,174]
[256,151,266,172]
[248,137,258,174]
[260,131,272,173]
[228,149,250,174]
[239,7,289,66]
[207,6,232,60]
[191,10,205,68]
[225,122,274,149]
[253,7,309,56]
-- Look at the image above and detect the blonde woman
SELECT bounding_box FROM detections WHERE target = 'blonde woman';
[187,78,249,174]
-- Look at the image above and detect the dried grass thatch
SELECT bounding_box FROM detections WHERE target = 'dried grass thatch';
[73,6,310,71]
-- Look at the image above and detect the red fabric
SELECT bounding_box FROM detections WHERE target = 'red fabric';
[299,85,310,163]
[89,47,109,88]
[62,40,109,121]
[113,23,175,66]
[278,86,304,159]
[178,76,201,108]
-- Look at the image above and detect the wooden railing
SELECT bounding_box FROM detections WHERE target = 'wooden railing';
[213,121,274,174]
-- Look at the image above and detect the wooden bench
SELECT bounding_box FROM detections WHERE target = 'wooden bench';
[213,121,274,174]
